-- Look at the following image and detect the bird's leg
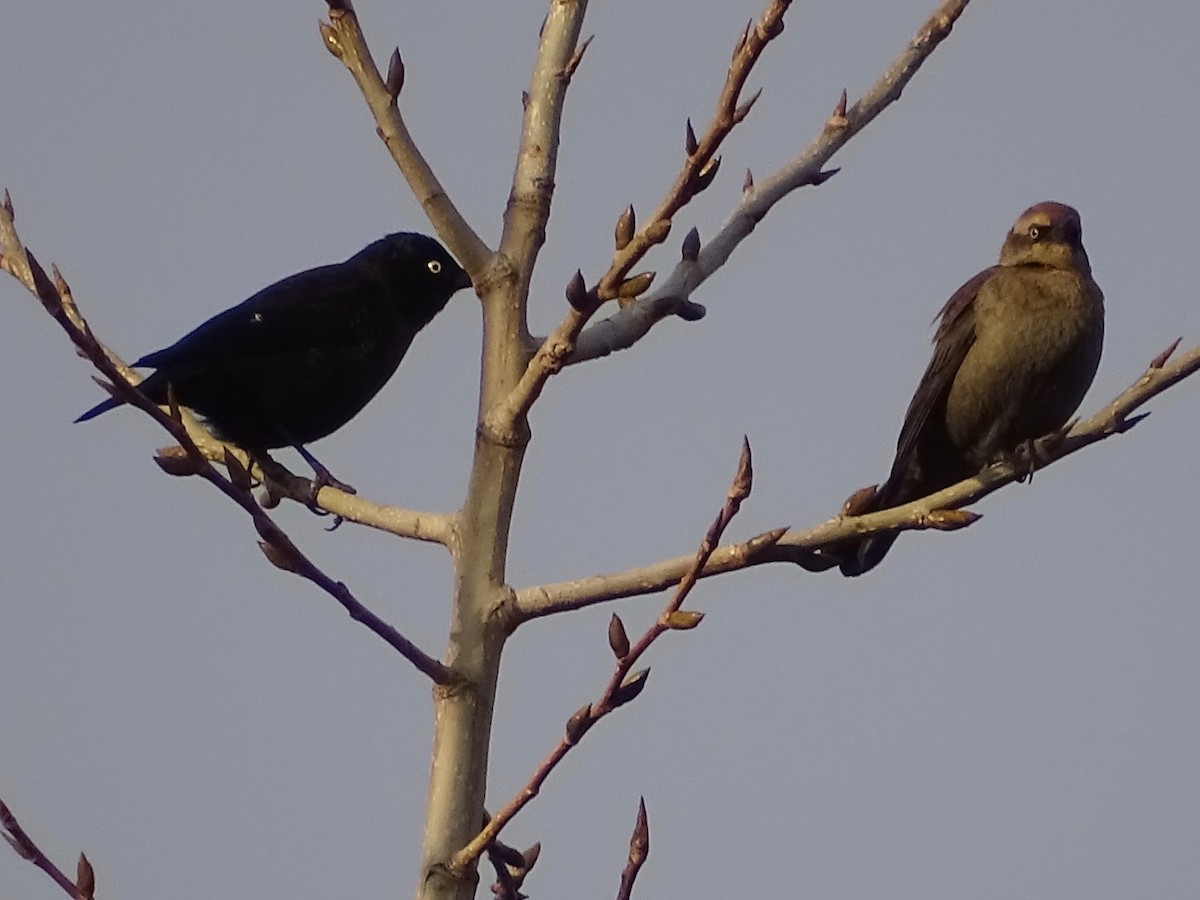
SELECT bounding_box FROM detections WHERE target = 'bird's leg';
[996,440,1039,484]
[294,444,356,502]
[246,451,294,511]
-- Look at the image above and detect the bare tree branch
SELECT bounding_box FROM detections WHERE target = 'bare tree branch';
[486,0,796,438]
[499,1,589,281]
[449,438,757,872]
[590,0,792,303]
[0,200,454,684]
[615,798,650,900]
[409,7,599,896]
[1,797,92,899]
[513,337,1200,618]
[319,1,490,274]
[173,443,457,543]
[468,1,594,447]
[568,0,972,362]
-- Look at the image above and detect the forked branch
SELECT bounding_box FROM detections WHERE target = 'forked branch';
[487,0,798,436]
[1,797,94,900]
[568,0,972,363]
[447,439,760,875]
[319,0,490,274]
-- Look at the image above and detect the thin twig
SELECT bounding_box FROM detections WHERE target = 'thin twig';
[1,797,91,899]
[615,798,650,900]
[513,337,1200,617]
[448,438,757,872]
[1,198,455,685]
[319,1,490,274]
[592,0,791,303]
[566,0,972,363]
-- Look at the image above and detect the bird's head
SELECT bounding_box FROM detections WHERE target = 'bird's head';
[998,201,1091,275]
[363,231,473,305]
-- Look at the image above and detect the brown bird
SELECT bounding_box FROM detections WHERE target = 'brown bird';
[838,201,1105,576]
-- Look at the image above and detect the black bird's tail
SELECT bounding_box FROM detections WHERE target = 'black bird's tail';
[75,396,122,423]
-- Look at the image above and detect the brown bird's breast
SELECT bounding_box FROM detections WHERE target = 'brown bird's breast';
[943,264,1104,467]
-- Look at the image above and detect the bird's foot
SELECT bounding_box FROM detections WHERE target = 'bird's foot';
[292,445,355,529]
[998,439,1041,483]
[308,465,357,499]
[305,469,355,530]
[294,444,356,496]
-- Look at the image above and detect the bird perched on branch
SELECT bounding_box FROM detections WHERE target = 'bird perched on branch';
[837,201,1105,576]
[77,232,472,495]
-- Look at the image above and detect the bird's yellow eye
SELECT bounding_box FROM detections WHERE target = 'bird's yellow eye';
[1028,225,1043,241]
[427,260,442,274]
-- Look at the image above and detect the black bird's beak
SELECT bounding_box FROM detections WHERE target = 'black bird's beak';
[455,268,473,292]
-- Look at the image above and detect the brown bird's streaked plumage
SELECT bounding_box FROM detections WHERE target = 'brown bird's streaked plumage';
[838,202,1105,576]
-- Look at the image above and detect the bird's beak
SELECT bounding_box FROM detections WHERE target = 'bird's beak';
[455,268,473,292]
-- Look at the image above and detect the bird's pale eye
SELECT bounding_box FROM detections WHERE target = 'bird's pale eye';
[427,260,443,274]
[1028,225,1043,241]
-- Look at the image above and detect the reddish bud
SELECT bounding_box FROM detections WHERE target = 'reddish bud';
[681,227,700,262]
[613,668,650,706]
[565,270,589,311]
[684,119,698,156]
[608,614,630,658]
[386,48,405,102]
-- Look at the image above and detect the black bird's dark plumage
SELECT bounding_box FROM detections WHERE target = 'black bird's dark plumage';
[838,202,1105,576]
[77,232,472,486]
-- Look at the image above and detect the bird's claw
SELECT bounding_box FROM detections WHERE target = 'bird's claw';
[303,465,354,530]
[997,439,1040,483]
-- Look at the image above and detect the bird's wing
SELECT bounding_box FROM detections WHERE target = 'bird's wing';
[134,263,383,372]
[886,266,995,487]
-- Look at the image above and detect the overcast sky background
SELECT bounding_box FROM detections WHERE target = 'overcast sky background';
[3,2,1200,898]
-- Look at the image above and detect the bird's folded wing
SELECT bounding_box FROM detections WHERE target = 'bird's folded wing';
[134,265,383,371]
[886,266,993,487]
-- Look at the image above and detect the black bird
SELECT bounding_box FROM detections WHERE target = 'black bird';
[77,232,472,494]
[838,202,1105,576]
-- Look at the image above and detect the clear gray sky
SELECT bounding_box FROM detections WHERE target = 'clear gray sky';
[3,1,1199,897]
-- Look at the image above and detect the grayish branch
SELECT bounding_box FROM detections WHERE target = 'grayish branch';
[567,0,972,363]
[487,0,796,437]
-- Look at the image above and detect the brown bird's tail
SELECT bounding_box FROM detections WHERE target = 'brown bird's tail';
[838,531,897,577]
[836,489,894,577]
[836,476,922,577]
